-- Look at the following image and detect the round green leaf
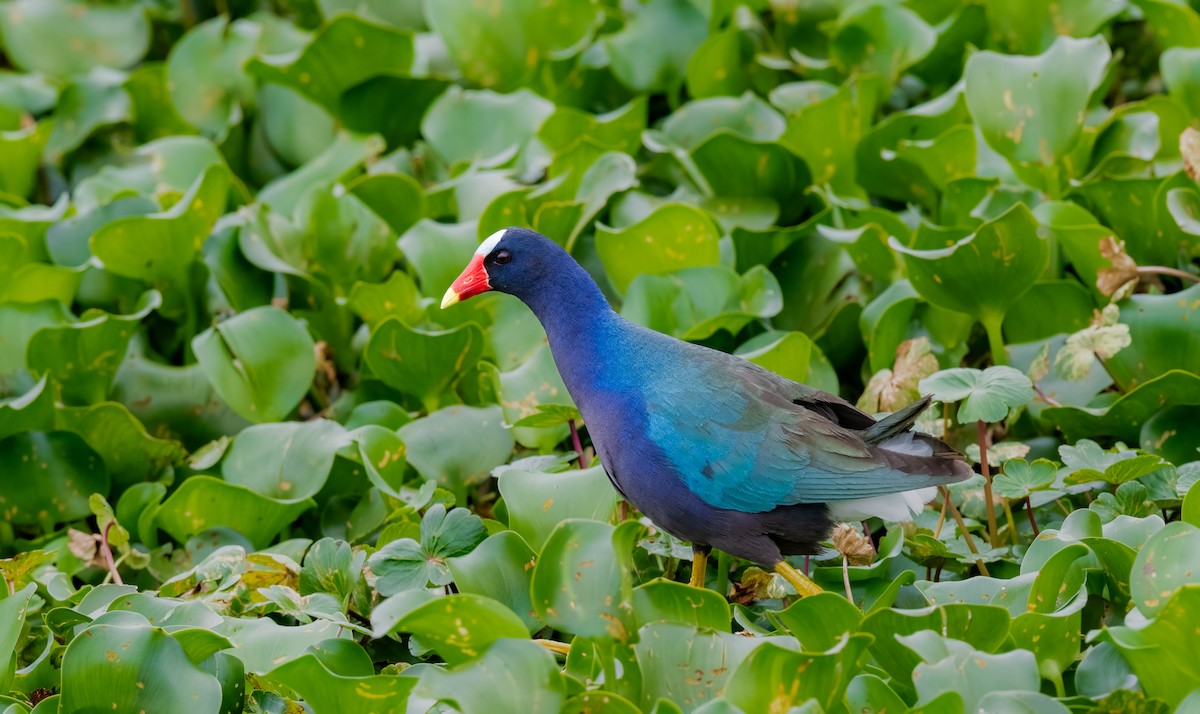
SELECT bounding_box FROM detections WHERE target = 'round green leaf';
[1131,522,1200,617]
[0,0,149,78]
[919,366,1035,423]
[193,306,317,423]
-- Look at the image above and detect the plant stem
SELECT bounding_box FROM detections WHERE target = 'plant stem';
[983,316,1008,366]
[1138,266,1200,283]
[568,419,586,468]
[101,522,123,586]
[1001,499,1018,546]
[1033,382,1062,407]
[1025,497,1041,536]
[715,550,732,597]
[941,487,990,577]
[934,494,948,539]
[977,421,1001,548]
[842,556,853,602]
[535,639,571,656]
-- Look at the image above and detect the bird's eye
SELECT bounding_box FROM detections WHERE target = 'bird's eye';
[493,249,512,265]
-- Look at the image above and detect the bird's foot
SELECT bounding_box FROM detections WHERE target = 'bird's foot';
[775,561,822,597]
[689,546,708,589]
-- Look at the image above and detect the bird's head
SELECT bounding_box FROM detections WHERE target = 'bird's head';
[440,227,556,308]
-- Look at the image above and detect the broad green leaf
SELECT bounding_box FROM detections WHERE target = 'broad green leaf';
[913,648,1040,712]
[193,306,317,423]
[891,204,1049,326]
[994,458,1058,500]
[532,519,643,643]
[605,0,708,94]
[60,614,224,713]
[365,319,483,412]
[372,593,528,664]
[248,15,414,114]
[0,120,51,200]
[1098,586,1200,708]
[0,584,36,692]
[621,265,783,341]
[54,401,187,489]
[965,36,1110,182]
[859,604,1011,687]
[0,0,149,78]
[773,592,864,652]
[428,0,597,90]
[264,650,415,714]
[982,0,1125,55]
[257,132,384,216]
[421,87,555,169]
[723,636,872,714]
[368,504,487,595]
[165,16,261,137]
[1132,0,1200,50]
[223,420,351,500]
[830,3,936,89]
[0,377,53,441]
[0,431,106,528]
[1042,371,1200,443]
[415,639,566,714]
[447,530,540,632]
[499,465,620,551]
[398,405,514,500]
[498,344,575,450]
[1131,522,1200,617]
[919,366,1035,423]
[155,476,313,549]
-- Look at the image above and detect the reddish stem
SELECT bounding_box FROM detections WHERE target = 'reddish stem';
[1025,496,1040,536]
[568,419,586,469]
[101,522,123,586]
[977,421,1000,548]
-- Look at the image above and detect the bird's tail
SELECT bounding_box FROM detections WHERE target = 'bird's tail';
[860,395,932,445]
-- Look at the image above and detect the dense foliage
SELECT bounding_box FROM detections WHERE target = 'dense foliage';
[2,0,1200,711]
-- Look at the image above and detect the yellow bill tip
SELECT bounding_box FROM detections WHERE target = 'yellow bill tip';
[440,288,461,309]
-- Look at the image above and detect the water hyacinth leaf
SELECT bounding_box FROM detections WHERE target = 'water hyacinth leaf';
[982,0,1125,55]
[26,291,160,405]
[632,580,732,632]
[349,172,426,238]
[0,431,107,528]
[428,0,597,90]
[398,219,479,299]
[634,623,797,712]
[499,465,621,551]
[248,14,414,114]
[351,424,409,497]
[691,133,812,225]
[498,343,574,450]
[604,0,708,94]
[1105,283,1200,389]
[620,265,782,341]
[596,204,721,294]
[415,639,566,714]
[422,87,555,169]
[657,93,785,150]
[919,366,1035,423]
[365,319,483,412]
[1130,522,1200,617]
[0,377,53,442]
[1098,586,1200,708]
[155,476,313,549]
[59,615,224,714]
[859,604,1011,686]
[890,204,1049,326]
[264,651,416,714]
[223,420,351,500]
[1042,371,1200,443]
[723,636,872,714]
[54,402,187,489]
[0,0,150,78]
[447,530,539,631]
[965,36,1110,177]
[1132,0,1200,50]
[398,405,513,499]
[257,131,384,216]
[531,519,643,643]
[193,306,317,423]
[913,649,1041,712]
[0,119,51,200]
[829,3,936,89]
[372,593,528,664]
[165,16,262,137]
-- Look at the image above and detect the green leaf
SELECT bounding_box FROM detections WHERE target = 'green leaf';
[447,530,540,632]
[500,465,620,551]
[372,593,528,664]
[965,36,1110,175]
[0,0,149,78]
[427,0,597,90]
[982,0,1125,55]
[365,319,483,413]
[859,604,1011,687]
[595,204,721,294]
[165,16,261,137]
[531,519,643,643]
[422,87,555,169]
[223,419,351,500]
[605,0,708,94]
[415,639,566,714]
[367,504,486,595]
[1098,585,1200,708]
[995,458,1058,500]
[193,306,317,423]
[1131,522,1200,617]
[891,204,1049,326]
[155,476,313,549]
[248,15,414,115]
[398,405,514,500]
[724,635,872,714]
[263,650,415,714]
[919,366,1035,423]
[913,648,1041,712]
[55,401,186,489]
[632,579,731,632]
[0,430,106,528]
[830,3,936,89]
[60,614,224,713]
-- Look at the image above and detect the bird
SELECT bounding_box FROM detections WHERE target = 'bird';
[440,227,972,596]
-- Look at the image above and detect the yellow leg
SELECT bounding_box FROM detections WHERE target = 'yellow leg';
[775,561,823,597]
[689,546,708,589]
